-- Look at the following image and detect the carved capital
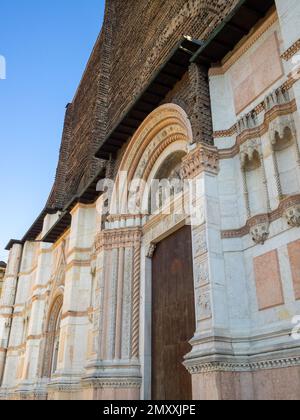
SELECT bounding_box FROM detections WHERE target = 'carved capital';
[284,205,300,228]
[181,144,219,179]
[95,227,142,252]
[248,215,270,245]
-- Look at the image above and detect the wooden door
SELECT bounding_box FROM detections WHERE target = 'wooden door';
[152,225,195,400]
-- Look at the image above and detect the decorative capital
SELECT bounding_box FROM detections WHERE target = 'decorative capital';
[181,144,219,179]
[284,205,300,228]
[279,195,300,228]
[95,227,142,252]
[248,215,270,245]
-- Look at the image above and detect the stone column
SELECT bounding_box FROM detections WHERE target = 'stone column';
[48,203,96,400]
[83,218,142,401]
[181,144,234,400]
[0,243,23,392]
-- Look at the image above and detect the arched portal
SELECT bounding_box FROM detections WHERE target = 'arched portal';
[107,104,196,400]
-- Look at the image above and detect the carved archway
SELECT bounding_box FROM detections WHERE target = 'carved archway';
[42,293,63,378]
[110,104,192,216]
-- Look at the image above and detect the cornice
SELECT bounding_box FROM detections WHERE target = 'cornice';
[215,95,296,145]
[82,377,142,389]
[185,356,300,374]
[221,194,300,239]
[281,38,300,61]
[95,227,142,252]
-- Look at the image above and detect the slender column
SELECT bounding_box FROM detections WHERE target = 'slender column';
[241,166,251,219]
[271,147,284,199]
[260,151,271,213]
[132,238,141,359]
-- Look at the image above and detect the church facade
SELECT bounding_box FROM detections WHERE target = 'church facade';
[1,0,300,400]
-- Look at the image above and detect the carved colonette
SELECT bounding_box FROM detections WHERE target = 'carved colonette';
[180,143,237,400]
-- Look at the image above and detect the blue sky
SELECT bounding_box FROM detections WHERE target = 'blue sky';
[0,1,105,262]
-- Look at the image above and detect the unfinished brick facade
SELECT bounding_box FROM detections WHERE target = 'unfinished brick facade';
[47,0,239,210]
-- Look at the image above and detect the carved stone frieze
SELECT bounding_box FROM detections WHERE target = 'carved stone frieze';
[95,227,142,252]
[181,144,219,179]
[281,195,300,227]
[196,289,212,321]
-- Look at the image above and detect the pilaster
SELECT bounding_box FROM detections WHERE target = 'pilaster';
[48,204,96,398]
[83,220,142,400]
[181,143,233,400]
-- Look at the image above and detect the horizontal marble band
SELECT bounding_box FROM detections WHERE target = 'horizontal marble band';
[222,194,300,239]
[281,38,300,61]
[215,97,297,146]
[185,356,300,374]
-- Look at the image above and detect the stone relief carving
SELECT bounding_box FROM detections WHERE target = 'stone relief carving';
[283,204,300,228]
[195,259,209,288]
[197,289,212,321]
[249,222,270,245]
[146,243,157,259]
[181,143,219,179]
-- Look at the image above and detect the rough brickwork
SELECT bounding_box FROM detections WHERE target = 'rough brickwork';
[47,0,239,210]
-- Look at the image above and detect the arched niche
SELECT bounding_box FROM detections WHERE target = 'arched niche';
[42,293,63,379]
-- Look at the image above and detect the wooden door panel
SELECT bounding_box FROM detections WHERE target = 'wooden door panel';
[152,225,195,401]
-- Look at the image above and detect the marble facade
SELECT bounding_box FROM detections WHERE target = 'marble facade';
[1,0,300,400]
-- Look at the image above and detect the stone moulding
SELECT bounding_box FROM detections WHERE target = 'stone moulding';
[221,195,300,240]
[218,99,297,160]
[249,217,270,246]
[281,38,300,61]
[82,377,142,390]
[283,197,300,228]
[184,356,300,374]
[95,227,142,252]
[214,84,296,142]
